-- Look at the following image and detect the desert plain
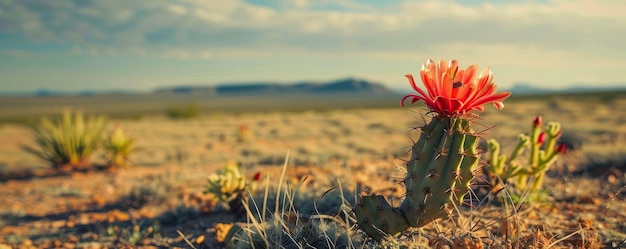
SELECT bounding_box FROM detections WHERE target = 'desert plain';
[0,91,625,248]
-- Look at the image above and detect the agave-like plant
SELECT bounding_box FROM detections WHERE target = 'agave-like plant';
[24,110,107,169]
[103,124,136,168]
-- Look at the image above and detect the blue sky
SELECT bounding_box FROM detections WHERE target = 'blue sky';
[1,0,625,92]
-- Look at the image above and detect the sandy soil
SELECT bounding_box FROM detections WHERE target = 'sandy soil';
[0,98,625,248]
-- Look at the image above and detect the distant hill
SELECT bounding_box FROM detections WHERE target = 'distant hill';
[154,78,392,96]
[508,83,626,95]
[3,79,624,97]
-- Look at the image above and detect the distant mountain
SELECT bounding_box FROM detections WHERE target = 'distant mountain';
[154,78,393,96]
[507,83,626,95]
[154,86,217,96]
[507,84,546,95]
[4,80,624,97]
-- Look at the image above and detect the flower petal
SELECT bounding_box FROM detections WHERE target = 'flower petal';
[401,59,511,116]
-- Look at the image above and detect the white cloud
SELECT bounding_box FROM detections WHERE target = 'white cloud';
[0,0,625,87]
[2,0,624,58]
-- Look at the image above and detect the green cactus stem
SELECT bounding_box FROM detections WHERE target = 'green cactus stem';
[486,117,565,202]
[354,116,480,241]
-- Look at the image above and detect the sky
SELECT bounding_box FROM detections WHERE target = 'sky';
[1,0,625,93]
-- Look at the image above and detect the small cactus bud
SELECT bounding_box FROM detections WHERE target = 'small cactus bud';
[253,172,261,181]
[556,144,566,154]
[537,132,546,144]
[533,116,542,127]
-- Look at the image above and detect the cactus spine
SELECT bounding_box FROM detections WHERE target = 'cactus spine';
[354,116,480,241]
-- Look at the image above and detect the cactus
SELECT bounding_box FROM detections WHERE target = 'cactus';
[205,161,261,213]
[486,116,566,202]
[354,59,511,241]
[354,116,481,240]
[206,161,248,203]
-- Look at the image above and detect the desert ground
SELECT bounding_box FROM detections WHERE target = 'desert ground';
[0,93,625,248]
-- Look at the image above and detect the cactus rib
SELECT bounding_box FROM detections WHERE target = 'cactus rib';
[354,116,480,240]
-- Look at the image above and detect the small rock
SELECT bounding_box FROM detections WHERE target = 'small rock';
[62,242,76,249]
[578,196,602,206]
[20,239,33,247]
[76,242,102,249]
[215,223,234,243]
[51,220,66,228]
[53,239,63,248]
[195,235,205,245]
[107,209,130,222]
[67,234,79,243]
[66,220,75,228]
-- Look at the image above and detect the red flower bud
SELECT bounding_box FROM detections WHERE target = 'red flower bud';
[253,172,262,181]
[537,132,546,144]
[556,144,566,154]
[533,116,542,127]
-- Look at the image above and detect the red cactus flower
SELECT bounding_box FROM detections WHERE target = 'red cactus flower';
[556,144,566,154]
[533,116,542,127]
[401,59,511,117]
[537,132,546,144]
[253,172,262,181]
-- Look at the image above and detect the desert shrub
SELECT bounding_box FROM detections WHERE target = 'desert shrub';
[23,110,106,169]
[103,125,136,168]
[165,102,199,119]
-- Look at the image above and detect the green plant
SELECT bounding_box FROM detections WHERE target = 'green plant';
[23,110,106,169]
[103,124,136,168]
[486,116,566,202]
[353,59,512,241]
[106,221,160,246]
[166,102,199,119]
[205,161,260,212]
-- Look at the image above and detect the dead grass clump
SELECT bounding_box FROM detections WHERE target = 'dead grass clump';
[222,154,364,249]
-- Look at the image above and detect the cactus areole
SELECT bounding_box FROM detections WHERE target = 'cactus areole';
[354,59,511,241]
